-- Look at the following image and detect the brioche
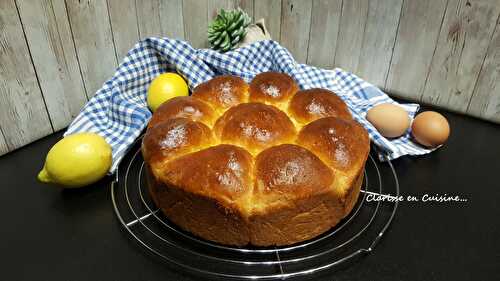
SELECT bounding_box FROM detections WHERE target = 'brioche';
[143,72,370,246]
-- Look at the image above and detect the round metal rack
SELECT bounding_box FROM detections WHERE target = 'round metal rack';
[111,136,400,280]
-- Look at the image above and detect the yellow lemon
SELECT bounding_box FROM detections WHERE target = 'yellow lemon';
[147,72,189,112]
[37,133,112,188]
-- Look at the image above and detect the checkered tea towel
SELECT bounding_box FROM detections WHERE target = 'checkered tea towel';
[65,38,434,173]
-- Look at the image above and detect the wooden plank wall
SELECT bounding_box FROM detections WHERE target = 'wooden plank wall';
[0,0,499,155]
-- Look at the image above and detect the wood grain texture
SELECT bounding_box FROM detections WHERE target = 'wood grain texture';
[422,0,500,112]
[183,0,208,48]
[0,130,8,155]
[17,0,87,131]
[66,0,118,97]
[356,0,403,87]
[4,0,500,155]
[254,0,281,40]
[385,0,448,99]
[467,14,500,122]
[280,0,312,63]
[334,0,369,72]
[107,0,140,60]
[208,0,236,20]
[159,0,185,39]
[236,0,254,19]
[0,0,52,151]
[306,0,341,69]
[136,0,162,38]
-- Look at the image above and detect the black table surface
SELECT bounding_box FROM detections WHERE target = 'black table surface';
[1,105,499,281]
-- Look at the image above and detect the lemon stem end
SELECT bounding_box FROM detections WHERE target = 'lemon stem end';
[37,168,52,184]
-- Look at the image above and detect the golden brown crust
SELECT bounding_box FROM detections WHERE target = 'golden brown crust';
[249,72,299,104]
[146,166,251,246]
[142,117,213,164]
[191,75,249,109]
[144,73,370,246]
[147,164,364,246]
[213,103,296,153]
[148,96,216,128]
[288,88,353,124]
[297,117,370,173]
[160,144,253,204]
[249,172,363,246]
[254,144,334,201]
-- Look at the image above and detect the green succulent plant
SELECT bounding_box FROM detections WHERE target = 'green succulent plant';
[208,8,251,52]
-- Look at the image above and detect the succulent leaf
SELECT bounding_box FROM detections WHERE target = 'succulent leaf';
[208,8,251,52]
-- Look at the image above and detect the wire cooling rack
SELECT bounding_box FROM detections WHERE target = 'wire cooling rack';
[111,136,400,280]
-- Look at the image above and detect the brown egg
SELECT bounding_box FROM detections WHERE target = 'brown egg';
[411,111,450,147]
[366,103,410,138]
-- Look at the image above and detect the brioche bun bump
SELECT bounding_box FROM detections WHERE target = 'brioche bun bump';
[161,144,254,204]
[191,75,249,110]
[249,72,299,109]
[213,103,296,154]
[143,72,370,246]
[254,144,334,203]
[297,117,370,173]
[142,117,214,165]
[289,88,353,125]
[148,96,217,129]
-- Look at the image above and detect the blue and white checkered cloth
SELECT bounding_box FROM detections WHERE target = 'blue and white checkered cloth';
[65,38,434,173]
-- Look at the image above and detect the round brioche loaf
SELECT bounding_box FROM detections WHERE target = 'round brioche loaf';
[142,72,370,246]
